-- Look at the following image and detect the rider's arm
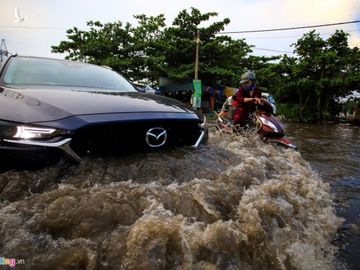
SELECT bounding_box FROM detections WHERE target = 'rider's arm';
[221,99,230,111]
[244,97,261,103]
[218,98,230,117]
[246,88,262,104]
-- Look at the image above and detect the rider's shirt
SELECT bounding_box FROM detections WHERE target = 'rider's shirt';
[235,86,262,113]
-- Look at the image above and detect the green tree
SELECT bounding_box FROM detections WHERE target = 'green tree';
[153,7,254,86]
[52,16,167,83]
[275,30,360,122]
[51,8,255,87]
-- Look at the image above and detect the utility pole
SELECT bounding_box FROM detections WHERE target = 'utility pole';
[192,30,202,111]
[194,30,200,80]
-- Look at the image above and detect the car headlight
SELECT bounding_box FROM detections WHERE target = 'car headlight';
[13,126,57,139]
[0,121,69,140]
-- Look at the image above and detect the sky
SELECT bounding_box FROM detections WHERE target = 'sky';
[1,0,360,59]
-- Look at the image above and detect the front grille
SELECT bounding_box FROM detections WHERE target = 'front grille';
[69,120,202,156]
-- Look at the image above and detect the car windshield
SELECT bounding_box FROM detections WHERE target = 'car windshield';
[3,57,137,92]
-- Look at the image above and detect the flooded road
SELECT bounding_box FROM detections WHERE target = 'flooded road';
[286,122,360,270]
[0,123,354,269]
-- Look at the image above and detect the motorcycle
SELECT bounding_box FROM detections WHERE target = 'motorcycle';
[216,98,297,149]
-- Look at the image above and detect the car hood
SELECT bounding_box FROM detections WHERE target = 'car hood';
[0,87,196,123]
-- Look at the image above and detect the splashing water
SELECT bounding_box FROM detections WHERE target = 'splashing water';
[0,130,345,269]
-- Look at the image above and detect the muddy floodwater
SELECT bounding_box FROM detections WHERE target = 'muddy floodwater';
[286,123,360,270]
[0,122,356,270]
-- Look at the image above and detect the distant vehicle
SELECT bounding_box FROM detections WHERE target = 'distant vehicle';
[133,83,159,94]
[0,55,208,169]
[261,92,277,114]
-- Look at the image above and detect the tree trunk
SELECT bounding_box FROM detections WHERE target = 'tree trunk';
[317,70,324,124]
[299,93,310,122]
[317,93,321,124]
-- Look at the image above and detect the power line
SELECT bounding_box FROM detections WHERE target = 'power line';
[1,21,359,36]
[218,20,360,34]
[239,29,360,40]
[2,20,358,57]
[253,47,293,54]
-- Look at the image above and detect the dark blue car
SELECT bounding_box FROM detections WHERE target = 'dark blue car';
[0,55,207,168]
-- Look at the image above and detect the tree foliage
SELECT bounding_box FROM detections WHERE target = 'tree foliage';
[52,17,167,83]
[160,8,254,85]
[273,30,360,122]
[52,8,255,86]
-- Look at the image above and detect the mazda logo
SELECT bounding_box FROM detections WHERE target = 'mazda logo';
[145,127,167,148]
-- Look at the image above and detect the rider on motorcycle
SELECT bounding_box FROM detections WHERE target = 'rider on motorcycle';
[233,71,262,127]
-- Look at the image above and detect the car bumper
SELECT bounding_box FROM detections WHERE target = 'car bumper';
[0,142,64,171]
[0,125,208,169]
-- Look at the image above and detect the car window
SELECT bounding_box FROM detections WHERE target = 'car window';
[3,57,137,92]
